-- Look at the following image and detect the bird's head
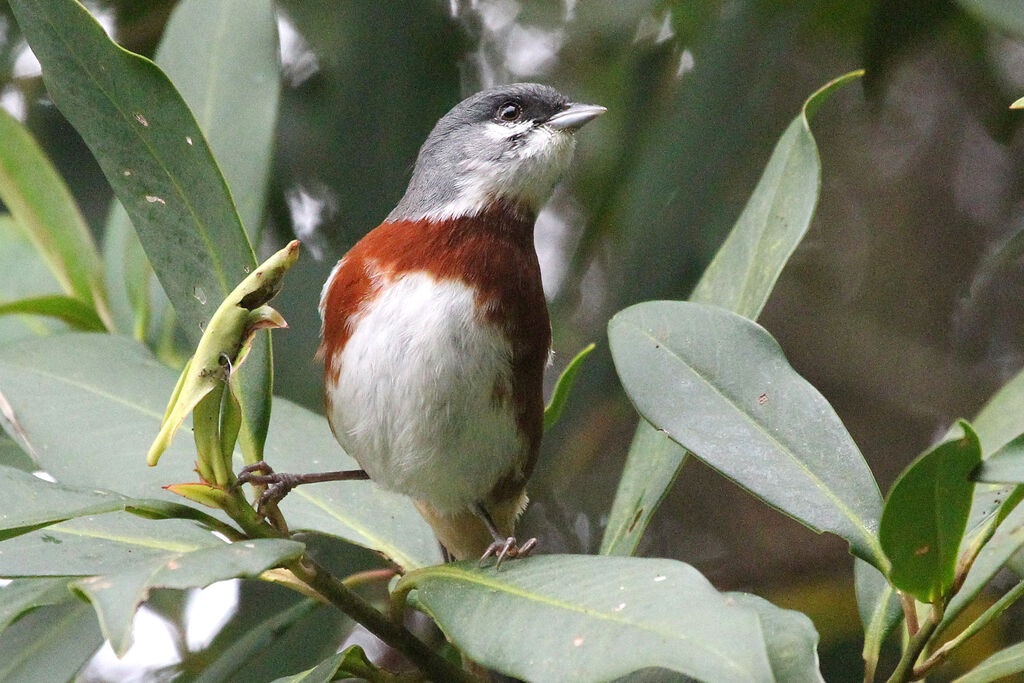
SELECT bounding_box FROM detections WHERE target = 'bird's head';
[388,83,605,223]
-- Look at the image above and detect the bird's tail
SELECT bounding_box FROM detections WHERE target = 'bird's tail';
[415,491,528,561]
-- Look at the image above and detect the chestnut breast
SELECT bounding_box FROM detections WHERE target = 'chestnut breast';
[318,205,550,510]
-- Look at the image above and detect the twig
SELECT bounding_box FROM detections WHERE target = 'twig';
[885,604,942,683]
[287,556,479,683]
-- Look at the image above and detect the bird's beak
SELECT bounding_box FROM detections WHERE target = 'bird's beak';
[544,103,607,131]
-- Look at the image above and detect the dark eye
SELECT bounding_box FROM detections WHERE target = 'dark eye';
[497,102,521,122]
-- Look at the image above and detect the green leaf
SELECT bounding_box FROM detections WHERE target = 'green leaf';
[604,72,863,558]
[0,295,106,331]
[973,433,1024,483]
[0,333,219,504]
[191,594,350,683]
[544,343,595,431]
[953,640,1024,683]
[0,601,102,683]
[609,301,885,568]
[0,333,440,570]
[0,512,225,577]
[0,107,111,329]
[600,420,687,556]
[270,645,381,683]
[0,216,71,344]
[396,555,818,682]
[0,465,129,540]
[940,497,1024,635]
[855,559,901,682]
[0,578,75,634]
[879,421,981,603]
[956,0,1024,39]
[103,0,280,336]
[688,70,862,319]
[0,432,34,472]
[159,0,280,241]
[73,538,304,655]
[725,593,822,683]
[9,0,272,463]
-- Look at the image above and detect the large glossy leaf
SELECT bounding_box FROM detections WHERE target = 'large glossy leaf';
[0,464,129,540]
[0,601,102,683]
[602,72,862,558]
[73,538,304,655]
[0,333,215,501]
[8,0,272,459]
[397,555,820,682]
[0,513,225,577]
[0,107,110,328]
[0,578,75,633]
[879,422,981,603]
[0,333,439,570]
[103,0,280,336]
[609,301,885,568]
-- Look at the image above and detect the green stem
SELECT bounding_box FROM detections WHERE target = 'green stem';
[288,556,479,683]
[915,580,1024,678]
[885,604,942,683]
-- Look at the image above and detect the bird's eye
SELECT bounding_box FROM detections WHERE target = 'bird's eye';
[497,102,521,122]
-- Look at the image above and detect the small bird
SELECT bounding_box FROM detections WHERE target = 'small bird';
[240,83,604,565]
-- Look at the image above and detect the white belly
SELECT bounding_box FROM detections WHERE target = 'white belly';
[326,271,524,512]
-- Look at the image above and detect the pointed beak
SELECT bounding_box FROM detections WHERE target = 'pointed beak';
[544,103,607,132]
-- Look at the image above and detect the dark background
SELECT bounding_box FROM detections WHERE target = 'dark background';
[2,0,1023,679]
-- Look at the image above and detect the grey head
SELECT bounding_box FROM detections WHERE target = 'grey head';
[388,83,605,223]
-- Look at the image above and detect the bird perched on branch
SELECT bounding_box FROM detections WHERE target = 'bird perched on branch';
[239,83,604,565]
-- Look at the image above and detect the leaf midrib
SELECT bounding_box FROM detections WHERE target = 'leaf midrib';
[414,565,763,679]
[619,316,883,561]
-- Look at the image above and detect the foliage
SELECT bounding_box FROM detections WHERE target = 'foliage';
[2,1,1024,681]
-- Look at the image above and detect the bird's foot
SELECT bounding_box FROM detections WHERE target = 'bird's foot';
[479,536,537,570]
[233,462,300,513]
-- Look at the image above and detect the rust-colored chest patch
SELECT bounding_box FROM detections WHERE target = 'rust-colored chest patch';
[319,205,551,471]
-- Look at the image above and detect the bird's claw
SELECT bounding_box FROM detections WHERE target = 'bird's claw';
[479,536,537,570]
[233,462,297,513]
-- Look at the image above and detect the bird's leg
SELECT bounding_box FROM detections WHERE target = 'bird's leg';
[473,502,537,569]
[439,542,453,564]
[234,461,369,512]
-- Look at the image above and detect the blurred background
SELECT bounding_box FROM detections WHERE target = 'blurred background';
[2,0,1024,680]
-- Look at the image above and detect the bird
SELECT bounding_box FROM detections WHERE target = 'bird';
[238,83,605,566]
